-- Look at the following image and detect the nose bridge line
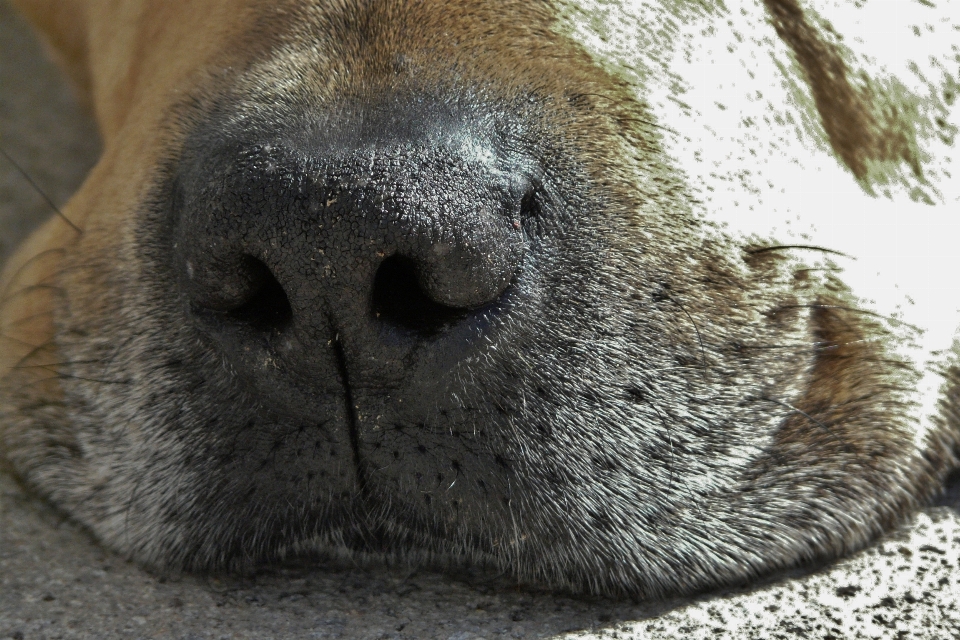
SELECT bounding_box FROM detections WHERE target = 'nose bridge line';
[331,319,369,496]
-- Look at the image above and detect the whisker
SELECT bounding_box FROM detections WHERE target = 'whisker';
[91,334,138,397]
[672,298,708,380]
[123,437,151,552]
[649,402,703,518]
[738,341,829,351]
[3,338,58,372]
[10,373,73,391]
[54,372,131,385]
[777,303,894,321]
[7,309,55,327]
[756,395,855,455]
[794,266,843,275]
[0,282,63,307]
[0,333,51,349]
[13,359,105,370]
[745,244,849,258]
[0,247,67,299]
[0,145,82,234]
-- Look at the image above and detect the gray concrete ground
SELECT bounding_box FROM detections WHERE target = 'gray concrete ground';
[1,2,959,637]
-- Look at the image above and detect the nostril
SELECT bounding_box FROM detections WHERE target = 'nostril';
[372,255,470,335]
[225,257,293,331]
[186,252,292,332]
[520,186,540,220]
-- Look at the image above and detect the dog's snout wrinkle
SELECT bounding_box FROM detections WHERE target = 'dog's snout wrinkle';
[331,329,369,496]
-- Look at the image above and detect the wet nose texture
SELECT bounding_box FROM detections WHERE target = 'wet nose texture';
[171,112,531,411]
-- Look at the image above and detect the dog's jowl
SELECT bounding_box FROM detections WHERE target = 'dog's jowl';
[1,0,958,597]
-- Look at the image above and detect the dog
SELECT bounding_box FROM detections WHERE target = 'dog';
[1,0,957,598]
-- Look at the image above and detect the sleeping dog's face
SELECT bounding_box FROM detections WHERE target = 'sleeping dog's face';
[2,0,958,597]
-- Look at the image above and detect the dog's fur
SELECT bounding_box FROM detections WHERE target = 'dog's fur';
[2,0,958,597]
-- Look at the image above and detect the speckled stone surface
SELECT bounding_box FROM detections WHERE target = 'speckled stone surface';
[2,2,960,638]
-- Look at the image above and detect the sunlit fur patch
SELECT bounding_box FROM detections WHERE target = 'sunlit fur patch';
[555,0,960,470]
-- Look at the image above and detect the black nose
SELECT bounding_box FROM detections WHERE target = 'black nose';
[171,115,530,394]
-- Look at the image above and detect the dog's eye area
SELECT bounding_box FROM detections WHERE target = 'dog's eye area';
[225,256,293,331]
[372,254,471,335]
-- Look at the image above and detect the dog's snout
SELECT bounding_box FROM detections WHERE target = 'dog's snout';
[172,116,529,391]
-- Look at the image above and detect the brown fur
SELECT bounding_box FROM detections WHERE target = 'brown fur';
[762,0,917,180]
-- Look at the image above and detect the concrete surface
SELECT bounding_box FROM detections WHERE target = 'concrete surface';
[2,1,959,637]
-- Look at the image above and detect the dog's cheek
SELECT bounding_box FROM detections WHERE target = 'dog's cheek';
[0,220,67,377]
[0,154,121,490]
[0,133,208,563]
[0,215,76,497]
[558,0,960,445]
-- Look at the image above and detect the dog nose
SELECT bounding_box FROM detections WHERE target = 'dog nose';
[172,129,529,390]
